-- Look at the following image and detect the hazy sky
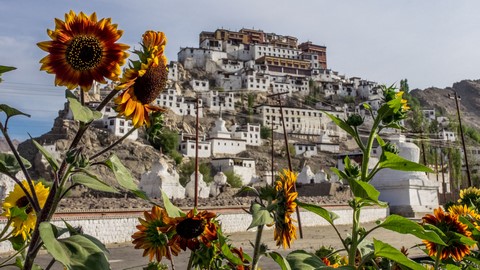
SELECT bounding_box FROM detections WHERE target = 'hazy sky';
[1,0,480,140]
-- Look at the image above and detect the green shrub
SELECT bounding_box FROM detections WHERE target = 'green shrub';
[223,170,243,188]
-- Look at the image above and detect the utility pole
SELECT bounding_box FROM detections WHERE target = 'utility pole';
[449,92,471,187]
[267,92,304,239]
[194,96,199,208]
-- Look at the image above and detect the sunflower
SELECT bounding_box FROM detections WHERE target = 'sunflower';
[37,10,129,91]
[273,169,298,248]
[168,209,218,251]
[458,187,480,210]
[132,206,180,262]
[2,180,49,240]
[114,31,168,128]
[321,257,339,268]
[395,91,410,112]
[422,207,473,261]
[448,204,480,231]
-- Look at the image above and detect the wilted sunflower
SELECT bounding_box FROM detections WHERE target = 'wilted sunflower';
[114,31,168,128]
[229,247,251,270]
[422,207,473,261]
[37,10,129,91]
[273,169,298,248]
[132,206,180,262]
[168,209,218,251]
[2,180,49,240]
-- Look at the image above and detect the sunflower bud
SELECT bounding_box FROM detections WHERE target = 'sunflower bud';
[383,142,399,154]
[346,114,364,127]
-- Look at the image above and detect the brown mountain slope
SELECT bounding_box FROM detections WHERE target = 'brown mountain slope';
[410,79,480,130]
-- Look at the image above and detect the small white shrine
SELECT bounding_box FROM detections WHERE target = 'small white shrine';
[210,172,228,197]
[139,160,185,199]
[371,135,439,217]
[185,172,210,198]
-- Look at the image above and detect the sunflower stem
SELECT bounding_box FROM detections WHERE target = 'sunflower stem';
[23,183,58,270]
[80,89,85,106]
[252,225,264,270]
[89,127,138,160]
[167,245,176,270]
[434,246,443,269]
[187,251,194,270]
[0,122,40,213]
[96,88,118,112]
[348,202,361,267]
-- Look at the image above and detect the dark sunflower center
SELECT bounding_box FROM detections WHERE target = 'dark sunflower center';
[15,196,33,214]
[133,64,168,104]
[66,36,103,71]
[176,218,204,239]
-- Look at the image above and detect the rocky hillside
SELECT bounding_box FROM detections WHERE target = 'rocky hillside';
[16,110,176,192]
[0,137,19,152]
[410,80,480,130]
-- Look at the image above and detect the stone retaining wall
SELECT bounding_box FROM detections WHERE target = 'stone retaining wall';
[0,206,388,254]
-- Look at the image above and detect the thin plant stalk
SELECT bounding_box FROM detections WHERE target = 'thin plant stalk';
[90,127,138,160]
[251,225,264,270]
[0,122,40,213]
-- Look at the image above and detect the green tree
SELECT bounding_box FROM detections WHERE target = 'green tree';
[260,126,272,140]
[178,160,213,187]
[223,170,243,188]
[400,79,410,94]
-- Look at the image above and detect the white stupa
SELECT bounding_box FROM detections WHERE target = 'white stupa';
[370,135,439,217]
[139,160,185,199]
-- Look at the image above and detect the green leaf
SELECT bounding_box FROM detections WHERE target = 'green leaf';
[445,264,462,270]
[0,152,31,177]
[31,139,59,172]
[248,202,273,230]
[266,251,292,270]
[10,206,28,221]
[378,214,446,245]
[373,239,424,270]
[323,112,356,138]
[8,234,25,251]
[62,220,109,254]
[297,201,338,225]
[221,243,244,266]
[104,154,148,200]
[0,104,30,118]
[379,152,433,173]
[66,91,102,123]
[161,190,184,217]
[39,222,110,270]
[286,250,349,270]
[332,168,381,203]
[72,173,119,193]
[0,65,16,75]
[236,186,259,197]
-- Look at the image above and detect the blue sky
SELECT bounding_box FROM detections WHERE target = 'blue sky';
[1,0,480,141]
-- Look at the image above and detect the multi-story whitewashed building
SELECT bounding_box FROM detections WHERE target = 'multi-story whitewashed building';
[231,123,262,146]
[155,89,204,118]
[207,117,246,156]
[438,130,456,142]
[294,143,318,157]
[201,91,236,113]
[190,79,209,92]
[253,104,346,137]
[103,117,138,140]
[178,133,211,158]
